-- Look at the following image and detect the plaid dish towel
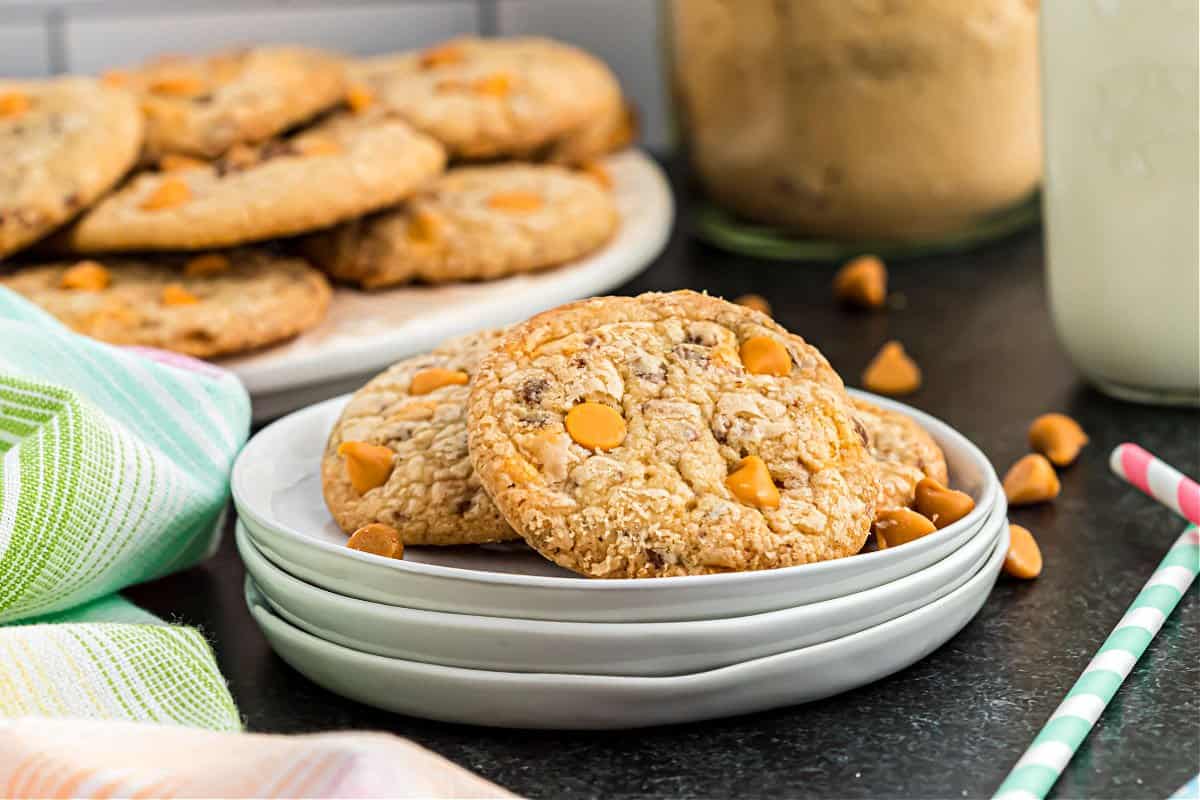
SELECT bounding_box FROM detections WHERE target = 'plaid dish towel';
[0,287,247,728]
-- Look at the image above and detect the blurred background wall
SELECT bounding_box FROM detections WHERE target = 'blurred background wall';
[0,0,671,149]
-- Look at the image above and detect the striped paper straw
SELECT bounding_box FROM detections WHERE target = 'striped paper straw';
[1111,443,1200,526]
[993,525,1199,800]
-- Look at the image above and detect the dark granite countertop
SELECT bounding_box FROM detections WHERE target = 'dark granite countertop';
[130,161,1200,799]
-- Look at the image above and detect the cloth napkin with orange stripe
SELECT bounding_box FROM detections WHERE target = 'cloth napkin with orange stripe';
[0,290,511,798]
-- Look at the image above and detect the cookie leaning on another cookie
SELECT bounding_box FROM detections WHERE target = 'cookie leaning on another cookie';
[852,397,949,510]
[322,329,518,546]
[302,163,619,289]
[0,250,331,358]
[0,77,143,260]
[468,291,880,578]
[52,111,446,253]
[353,37,623,160]
[105,46,347,161]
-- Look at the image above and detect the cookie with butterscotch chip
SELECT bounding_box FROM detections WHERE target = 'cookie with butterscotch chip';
[322,329,519,546]
[107,46,347,161]
[53,111,446,252]
[852,397,949,510]
[302,163,618,289]
[467,291,880,578]
[0,249,330,358]
[0,77,143,260]
[352,37,622,159]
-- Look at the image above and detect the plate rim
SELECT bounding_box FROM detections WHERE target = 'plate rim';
[231,387,1000,591]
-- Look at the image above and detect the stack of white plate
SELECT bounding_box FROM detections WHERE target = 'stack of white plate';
[232,390,1008,730]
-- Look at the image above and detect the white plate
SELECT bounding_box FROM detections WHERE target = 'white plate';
[239,492,1002,676]
[219,149,673,419]
[246,523,1008,729]
[233,389,1000,622]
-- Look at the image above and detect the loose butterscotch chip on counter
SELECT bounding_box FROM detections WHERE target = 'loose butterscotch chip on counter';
[1029,413,1089,467]
[347,522,404,559]
[160,283,198,306]
[725,455,781,510]
[740,335,791,376]
[1003,453,1061,506]
[734,294,772,317]
[183,253,231,277]
[409,367,469,395]
[565,402,627,451]
[862,340,921,396]
[914,476,975,529]
[140,178,192,211]
[1003,524,1042,579]
[874,507,937,548]
[59,261,110,291]
[833,255,887,310]
[337,440,395,494]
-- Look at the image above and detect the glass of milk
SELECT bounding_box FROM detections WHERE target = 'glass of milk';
[1041,0,1199,406]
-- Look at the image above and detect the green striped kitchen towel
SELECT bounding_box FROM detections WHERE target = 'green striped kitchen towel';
[0,287,247,730]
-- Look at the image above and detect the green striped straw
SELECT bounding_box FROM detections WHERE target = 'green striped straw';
[993,525,1199,800]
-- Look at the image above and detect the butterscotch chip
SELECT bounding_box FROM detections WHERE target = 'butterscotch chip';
[725,455,781,510]
[53,112,445,252]
[467,291,879,578]
[874,507,937,548]
[352,37,623,159]
[0,250,331,358]
[487,190,542,212]
[160,283,199,306]
[140,178,192,211]
[734,294,771,316]
[1028,413,1089,467]
[852,397,949,509]
[564,402,627,451]
[409,367,468,395]
[114,46,347,160]
[321,329,518,546]
[0,92,31,117]
[740,335,791,376]
[347,523,404,559]
[301,163,617,288]
[59,261,110,291]
[1003,453,1061,505]
[337,440,395,495]
[159,153,208,173]
[862,340,921,396]
[183,253,230,277]
[346,84,374,114]
[0,77,142,260]
[1003,524,1042,579]
[913,476,975,529]
[833,255,887,309]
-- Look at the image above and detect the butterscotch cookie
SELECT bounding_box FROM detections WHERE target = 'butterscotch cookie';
[54,112,446,252]
[322,329,518,546]
[302,163,619,289]
[852,397,949,510]
[0,77,142,260]
[468,291,880,578]
[0,250,331,358]
[352,37,623,159]
[105,46,347,161]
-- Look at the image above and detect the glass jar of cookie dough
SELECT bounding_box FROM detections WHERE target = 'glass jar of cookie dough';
[665,0,1043,259]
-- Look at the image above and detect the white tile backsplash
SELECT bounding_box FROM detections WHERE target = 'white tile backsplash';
[62,2,479,73]
[0,21,52,76]
[496,0,668,150]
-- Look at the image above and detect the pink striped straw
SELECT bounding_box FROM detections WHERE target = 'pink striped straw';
[1110,443,1200,526]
